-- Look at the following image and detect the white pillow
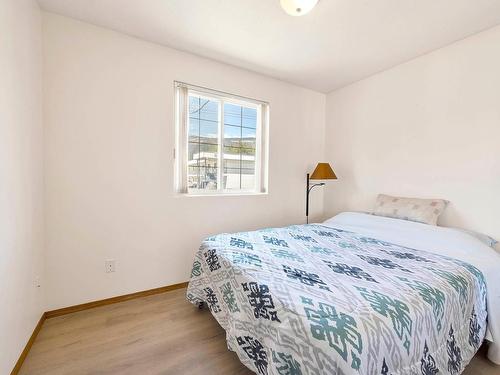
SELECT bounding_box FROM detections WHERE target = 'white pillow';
[373,194,448,226]
[455,228,498,248]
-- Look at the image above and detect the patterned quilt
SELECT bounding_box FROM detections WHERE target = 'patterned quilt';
[186,224,487,375]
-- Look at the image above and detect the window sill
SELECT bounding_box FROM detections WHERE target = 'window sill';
[174,191,268,198]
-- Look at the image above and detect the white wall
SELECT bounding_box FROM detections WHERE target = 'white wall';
[0,0,44,373]
[2,4,498,371]
[43,13,326,310]
[325,25,500,241]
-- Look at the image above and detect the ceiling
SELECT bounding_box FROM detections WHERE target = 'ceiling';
[37,0,500,93]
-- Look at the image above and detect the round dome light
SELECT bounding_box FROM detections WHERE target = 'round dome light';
[280,0,319,16]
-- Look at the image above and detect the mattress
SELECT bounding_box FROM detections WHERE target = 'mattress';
[186,212,500,374]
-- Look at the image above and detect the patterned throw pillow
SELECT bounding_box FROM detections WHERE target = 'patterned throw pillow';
[373,194,448,225]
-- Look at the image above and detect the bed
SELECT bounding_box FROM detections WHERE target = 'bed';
[186,212,500,374]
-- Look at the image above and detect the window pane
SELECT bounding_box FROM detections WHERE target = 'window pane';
[199,143,218,168]
[188,143,218,193]
[187,93,220,193]
[224,146,240,157]
[224,125,241,147]
[200,119,218,144]
[223,157,256,190]
[241,154,256,190]
[222,101,257,191]
[223,168,240,190]
[188,142,200,166]
[223,158,241,171]
[242,127,255,138]
[223,146,240,190]
[199,167,218,190]
[241,173,256,190]
[224,124,241,138]
[242,107,257,128]
[189,96,200,118]
[181,87,264,194]
[241,159,255,171]
[224,103,241,115]
[200,100,218,122]
[241,127,256,149]
[241,147,255,157]
[188,117,199,143]
[224,103,241,126]
[188,166,200,189]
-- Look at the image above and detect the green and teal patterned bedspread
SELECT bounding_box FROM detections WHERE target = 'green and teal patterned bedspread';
[187,223,487,375]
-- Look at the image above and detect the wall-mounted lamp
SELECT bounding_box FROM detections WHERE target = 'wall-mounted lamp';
[306,162,337,223]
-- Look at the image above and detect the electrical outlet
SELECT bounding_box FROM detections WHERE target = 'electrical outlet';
[105,260,116,273]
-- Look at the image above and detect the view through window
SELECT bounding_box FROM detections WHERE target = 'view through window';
[176,83,268,194]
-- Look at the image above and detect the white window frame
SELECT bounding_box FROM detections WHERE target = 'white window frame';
[174,81,269,195]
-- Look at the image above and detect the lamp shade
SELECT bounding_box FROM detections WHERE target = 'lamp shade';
[310,163,337,180]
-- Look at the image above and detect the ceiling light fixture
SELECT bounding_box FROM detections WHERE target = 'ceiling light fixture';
[280,0,319,16]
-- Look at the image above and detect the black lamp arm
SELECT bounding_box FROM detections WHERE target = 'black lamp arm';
[306,173,326,224]
[308,182,325,193]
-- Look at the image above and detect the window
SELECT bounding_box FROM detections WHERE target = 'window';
[174,82,268,195]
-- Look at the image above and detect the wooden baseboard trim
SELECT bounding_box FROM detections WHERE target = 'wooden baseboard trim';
[45,281,189,319]
[10,313,46,375]
[11,281,189,374]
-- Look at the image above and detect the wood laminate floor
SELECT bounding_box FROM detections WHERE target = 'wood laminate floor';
[20,288,499,375]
